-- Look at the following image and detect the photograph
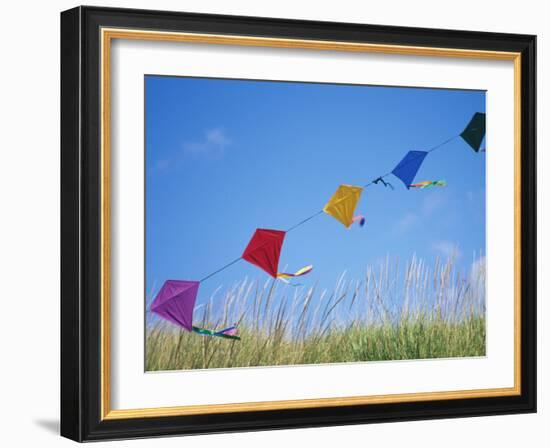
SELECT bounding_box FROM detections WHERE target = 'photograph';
[144,76,487,371]
[55,4,537,442]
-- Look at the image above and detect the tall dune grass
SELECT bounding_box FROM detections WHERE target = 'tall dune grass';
[146,255,485,371]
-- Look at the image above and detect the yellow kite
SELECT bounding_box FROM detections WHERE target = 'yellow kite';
[323,184,364,228]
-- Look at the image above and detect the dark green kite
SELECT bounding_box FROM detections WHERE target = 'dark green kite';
[460,112,486,152]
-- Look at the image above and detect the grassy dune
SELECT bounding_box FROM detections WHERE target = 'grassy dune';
[146,255,486,371]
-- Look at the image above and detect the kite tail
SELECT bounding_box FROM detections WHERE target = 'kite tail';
[352,215,366,227]
[192,325,241,340]
[277,265,313,280]
[409,180,446,189]
[214,325,238,336]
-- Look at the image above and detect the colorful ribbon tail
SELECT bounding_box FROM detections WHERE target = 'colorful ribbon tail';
[409,181,429,189]
[192,326,241,340]
[277,265,313,279]
[410,180,446,189]
[213,326,238,336]
[352,215,366,227]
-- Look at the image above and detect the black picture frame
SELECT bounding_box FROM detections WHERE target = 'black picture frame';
[61,5,536,442]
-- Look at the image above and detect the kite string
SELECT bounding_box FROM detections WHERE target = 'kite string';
[199,256,242,283]
[200,133,461,281]
[285,210,325,232]
[428,134,460,153]
[285,134,460,234]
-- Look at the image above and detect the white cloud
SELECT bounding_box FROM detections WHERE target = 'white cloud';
[393,191,447,235]
[393,212,419,234]
[205,128,231,146]
[432,240,461,259]
[183,128,231,159]
[148,128,232,176]
[421,191,447,215]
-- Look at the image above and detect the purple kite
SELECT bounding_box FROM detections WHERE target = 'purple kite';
[150,280,199,331]
[151,280,241,340]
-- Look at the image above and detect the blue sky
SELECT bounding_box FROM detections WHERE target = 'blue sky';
[145,75,485,307]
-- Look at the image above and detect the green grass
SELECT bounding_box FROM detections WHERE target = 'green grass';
[146,255,486,371]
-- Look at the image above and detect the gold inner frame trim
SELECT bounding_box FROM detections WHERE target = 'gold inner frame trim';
[100,27,522,420]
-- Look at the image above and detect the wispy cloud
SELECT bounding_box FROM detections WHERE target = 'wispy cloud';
[432,240,461,259]
[148,128,232,176]
[393,212,419,234]
[421,191,447,215]
[393,191,447,235]
[183,128,232,159]
[150,158,170,174]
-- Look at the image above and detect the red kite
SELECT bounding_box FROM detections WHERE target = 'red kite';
[242,228,312,279]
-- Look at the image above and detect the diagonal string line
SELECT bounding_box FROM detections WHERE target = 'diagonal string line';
[285,210,325,232]
[200,257,242,283]
[427,134,460,153]
[199,133,461,282]
[285,134,460,233]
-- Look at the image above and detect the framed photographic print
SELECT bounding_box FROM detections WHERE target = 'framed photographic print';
[60,6,536,442]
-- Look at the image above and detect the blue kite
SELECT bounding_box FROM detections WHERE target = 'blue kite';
[391,150,428,189]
